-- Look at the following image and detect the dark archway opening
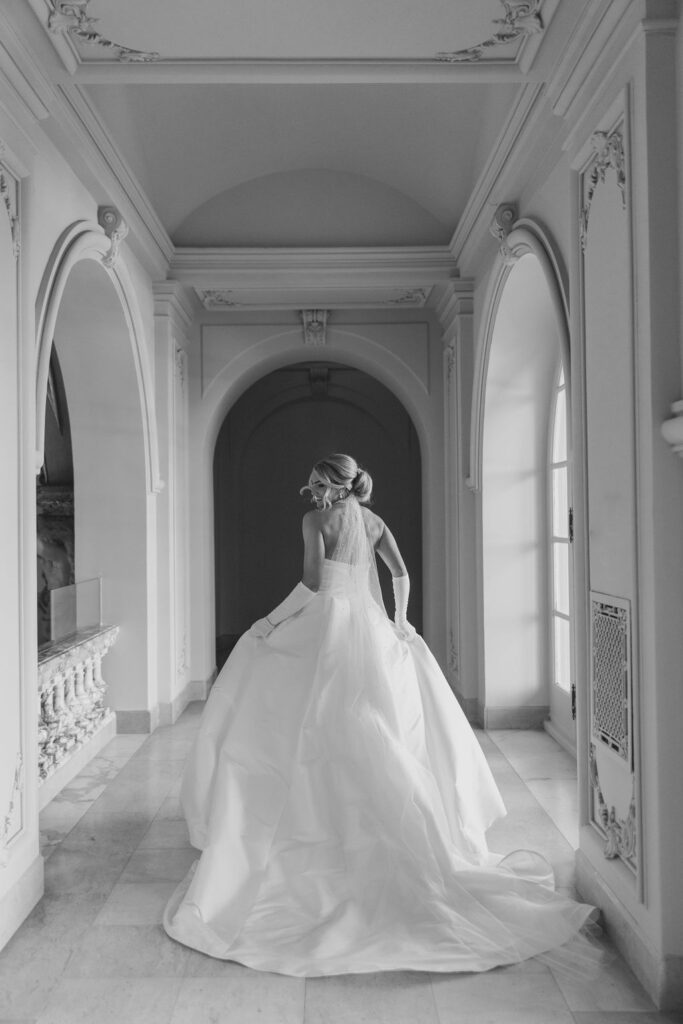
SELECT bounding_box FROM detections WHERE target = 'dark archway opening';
[214,362,422,668]
[37,344,75,647]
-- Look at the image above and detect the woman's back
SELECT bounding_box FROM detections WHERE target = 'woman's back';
[307,500,384,561]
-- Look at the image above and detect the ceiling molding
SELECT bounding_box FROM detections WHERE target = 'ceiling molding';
[170,247,455,311]
[71,60,527,86]
[56,82,173,268]
[448,81,545,267]
[196,286,432,312]
[171,246,456,287]
[546,0,632,119]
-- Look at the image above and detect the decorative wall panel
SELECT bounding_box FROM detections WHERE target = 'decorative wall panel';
[0,155,23,864]
[580,101,640,887]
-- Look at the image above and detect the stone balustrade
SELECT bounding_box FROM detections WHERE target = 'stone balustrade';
[38,625,119,785]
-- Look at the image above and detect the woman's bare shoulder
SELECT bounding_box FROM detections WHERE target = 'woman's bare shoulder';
[361,506,385,542]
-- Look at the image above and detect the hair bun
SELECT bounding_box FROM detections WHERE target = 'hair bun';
[351,467,373,503]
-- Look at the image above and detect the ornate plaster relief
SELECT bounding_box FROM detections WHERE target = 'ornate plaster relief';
[436,0,543,63]
[48,1,159,62]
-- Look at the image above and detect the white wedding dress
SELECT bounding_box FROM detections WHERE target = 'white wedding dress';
[164,501,594,976]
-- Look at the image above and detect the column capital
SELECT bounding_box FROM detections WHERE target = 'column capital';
[435,280,474,346]
[153,280,195,340]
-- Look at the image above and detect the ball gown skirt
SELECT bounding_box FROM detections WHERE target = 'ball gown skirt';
[163,559,594,976]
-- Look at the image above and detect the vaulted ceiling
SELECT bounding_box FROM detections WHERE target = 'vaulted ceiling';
[20,0,583,308]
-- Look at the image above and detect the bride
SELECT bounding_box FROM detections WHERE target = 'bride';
[164,453,595,975]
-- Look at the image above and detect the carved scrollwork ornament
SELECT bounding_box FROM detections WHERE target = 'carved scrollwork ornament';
[48,1,160,62]
[174,348,187,390]
[589,742,637,867]
[490,202,518,264]
[200,290,239,309]
[445,339,457,383]
[436,0,543,63]
[580,128,627,252]
[0,752,24,867]
[98,205,128,269]
[0,164,20,259]
[301,310,329,347]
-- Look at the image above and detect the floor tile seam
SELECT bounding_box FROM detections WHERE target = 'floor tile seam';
[483,731,577,853]
[427,972,446,1024]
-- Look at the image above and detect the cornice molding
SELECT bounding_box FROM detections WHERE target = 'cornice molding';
[171,246,457,291]
[73,60,527,87]
[0,17,52,122]
[449,82,544,269]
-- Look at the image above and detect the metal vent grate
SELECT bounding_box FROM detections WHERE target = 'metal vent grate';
[591,595,631,762]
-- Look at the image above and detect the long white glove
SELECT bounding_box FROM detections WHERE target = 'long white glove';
[248,582,316,638]
[392,574,416,641]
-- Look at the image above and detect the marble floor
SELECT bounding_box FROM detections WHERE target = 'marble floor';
[1,706,681,1024]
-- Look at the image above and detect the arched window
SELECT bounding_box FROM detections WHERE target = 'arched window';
[550,367,572,712]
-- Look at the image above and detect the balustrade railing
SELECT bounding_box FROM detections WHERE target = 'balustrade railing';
[38,625,118,783]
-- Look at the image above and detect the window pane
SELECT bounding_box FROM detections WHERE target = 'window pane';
[554,615,571,691]
[552,467,568,537]
[552,387,567,463]
[553,542,570,615]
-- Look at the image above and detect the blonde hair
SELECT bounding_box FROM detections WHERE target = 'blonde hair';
[301,453,373,509]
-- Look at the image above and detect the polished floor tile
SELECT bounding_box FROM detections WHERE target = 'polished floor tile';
[304,971,438,1024]
[13,711,676,1022]
[170,972,305,1024]
[431,963,572,1024]
[33,978,182,1024]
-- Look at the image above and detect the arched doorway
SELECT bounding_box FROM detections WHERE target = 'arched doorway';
[480,250,573,742]
[213,362,422,666]
[38,256,156,725]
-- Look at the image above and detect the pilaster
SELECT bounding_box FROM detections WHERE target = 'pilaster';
[435,281,479,719]
[154,281,195,723]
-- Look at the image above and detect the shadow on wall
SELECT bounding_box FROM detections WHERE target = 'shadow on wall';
[214,362,422,667]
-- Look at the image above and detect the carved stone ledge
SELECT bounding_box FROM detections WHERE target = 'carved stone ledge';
[301,310,329,347]
[436,0,543,63]
[48,1,159,63]
[489,202,518,263]
[661,400,683,458]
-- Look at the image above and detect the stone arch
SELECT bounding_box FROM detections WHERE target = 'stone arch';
[474,223,570,724]
[35,222,161,493]
[189,327,445,689]
[469,222,569,492]
[34,226,161,725]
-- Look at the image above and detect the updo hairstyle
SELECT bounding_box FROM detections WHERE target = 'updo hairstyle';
[301,453,373,508]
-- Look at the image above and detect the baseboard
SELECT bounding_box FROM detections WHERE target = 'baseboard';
[0,854,44,952]
[576,848,683,1009]
[38,714,117,810]
[158,678,211,726]
[453,692,482,725]
[115,705,160,734]
[543,717,577,758]
[483,705,549,730]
